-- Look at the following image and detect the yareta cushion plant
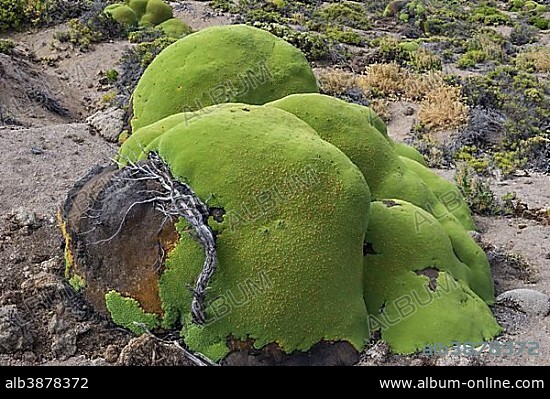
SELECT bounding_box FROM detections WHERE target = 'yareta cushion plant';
[61,24,500,365]
[130,24,319,131]
[104,0,191,38]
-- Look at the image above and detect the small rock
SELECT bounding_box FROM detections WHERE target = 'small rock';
[48,306,69,335]
[518,224,528,230]
[22,351,37,363]
[86,107,125,143]
[103,344,120,364]
[31,253,49,264]
[404,107,415,116]
[21,272,65,293]
[435,351,483,366]
[11,207,40,229]
[50,323,90,361]
[358,341,391,365]
[0,305,31,354]
[51,333,78,360]
[31,147,44,155]
[40,258,59,272]
[496,289,550,317]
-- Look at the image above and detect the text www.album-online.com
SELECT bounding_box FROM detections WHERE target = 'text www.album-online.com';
[379,377,545,389]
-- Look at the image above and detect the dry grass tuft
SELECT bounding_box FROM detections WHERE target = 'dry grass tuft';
[418,85,469,131]
[358,63,445,101]
[319,63,469,131]
[318,69,358,95]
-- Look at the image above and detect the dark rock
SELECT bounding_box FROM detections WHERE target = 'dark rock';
[221,338,359,366]
[0,305,32,354]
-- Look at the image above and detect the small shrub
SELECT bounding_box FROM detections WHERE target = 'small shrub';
[251,22,329,61]
[316,2,370,30]
[454,163,496,215]
[527,15,549,30]
[470,5,511,26]
[0,39,15,55]
[419,85,469,131]
[53,1,125,51]
[104,68,119,84]
[455,146,490,174]
[510,23,538,45]
[358,63,446,101]
[209,0,236,13]
[318,69,357,95]
[0,0,25,32]
[408,48,442,72]
[457,50,487,68]
[516,47,550,72]
[101,91,117,104]
[54,18,103,50]
[324,26,363,46]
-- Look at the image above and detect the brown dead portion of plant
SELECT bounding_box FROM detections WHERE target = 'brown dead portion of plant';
[318,63,469,131]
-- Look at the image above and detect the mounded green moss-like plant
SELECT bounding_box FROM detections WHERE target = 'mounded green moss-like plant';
[126,104,371,360]
[266,94,491,302]
[104,0,174,29]
[399,156,475,231]
[140,0,173,27]
[71,26,501,361]
[363,200,502,354]
[158,18,192,38]
[113,94,497,361]
[105,291,160,335]
[266,94,475,229]
[131,25,319,131]
[105,4,138,27]
[394,142,427,166]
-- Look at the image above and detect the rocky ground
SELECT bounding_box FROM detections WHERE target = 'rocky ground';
[0,1,548,366]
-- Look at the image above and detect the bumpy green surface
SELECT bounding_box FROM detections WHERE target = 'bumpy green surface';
[105,4,138,26]
[119,112,195,163]
[104,0,173,28]
[105,291,160,335]
[104,27,502,358]
[394,142,427,166]
[158,18,192,38]
[363,201,501,353]
[122,104,371,360]
[399,156,475,230]
[141,0,173,27]
[131,25,319,131]
[267,93,493,303]
[268,94,397,192]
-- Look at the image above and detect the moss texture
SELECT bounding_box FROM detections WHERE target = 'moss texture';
[112,89,498,360]
[363,201,502,353]
[399,156,475,230]
[131,25,319,131]
[158,18,192,38]
[120,104,371,360]
[267,94,474,228]
[267,94,493,303]
[104,0,174,29]
[394,142,427,166]
[105,291,160,335]
[85,23,501,359]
